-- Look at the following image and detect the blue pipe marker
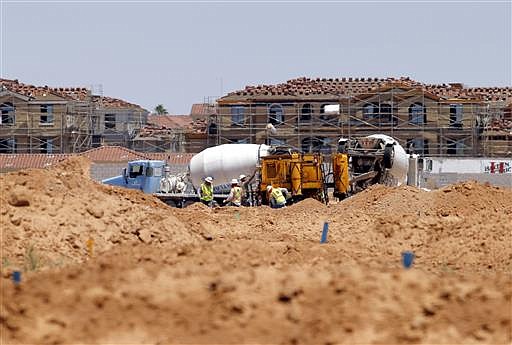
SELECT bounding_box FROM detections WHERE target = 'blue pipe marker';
[402,251,415,269]
[320,222,329,244]
[12,271,21,286]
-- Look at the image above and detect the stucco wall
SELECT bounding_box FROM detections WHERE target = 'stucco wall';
[420,157,512,189]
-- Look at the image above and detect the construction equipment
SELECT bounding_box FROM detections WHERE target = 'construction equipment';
[337,134,409,195]
[102,134,409,207]
[258,148,328,204]
[101,159,228,207]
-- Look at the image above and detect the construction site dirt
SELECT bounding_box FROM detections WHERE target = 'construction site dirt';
[1,157,511,344]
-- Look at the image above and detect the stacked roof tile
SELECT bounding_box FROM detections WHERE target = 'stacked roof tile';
[431,86,512,102]
[1,78,88,100]
[92,95,145,109]
[224,77,420,98]
[137,115,207,139]
[1,78,145,109]
[221,76,512,105]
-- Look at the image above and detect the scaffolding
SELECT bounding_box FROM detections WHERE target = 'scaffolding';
[0,83,149,154]
[211,89,511,158]
[130,96,215,153]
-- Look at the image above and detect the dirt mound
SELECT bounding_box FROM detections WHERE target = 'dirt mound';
[53,155,91,177]
[334,184,430,216]
[287,197,327,211]
[0,157,200,270]
[1,164,511,344]
[2,244,510,344]
[433,180,512,217]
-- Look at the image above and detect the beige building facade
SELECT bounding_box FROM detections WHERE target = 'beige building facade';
[1,79,149,153]
[215,78,511,157]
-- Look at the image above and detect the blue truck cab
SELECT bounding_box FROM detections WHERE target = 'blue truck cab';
[102,160,165,194]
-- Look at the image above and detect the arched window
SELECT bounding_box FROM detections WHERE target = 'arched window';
[300,104,312,122]
[380,103,392,123]
[1,102,15,125]
[319,104,339,125]
[319,104,327,121]
[231,106,245,125]
[268,104,284,125]
[362,103,379,120]
[362,102,393,122]
[409,102,426,125]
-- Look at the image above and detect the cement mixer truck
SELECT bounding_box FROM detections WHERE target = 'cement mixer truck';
[102,135,410,207]
[336,134,409,195]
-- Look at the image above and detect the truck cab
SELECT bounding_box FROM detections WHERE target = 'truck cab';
[102,160,165,194]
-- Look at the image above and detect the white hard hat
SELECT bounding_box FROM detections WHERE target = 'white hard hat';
[239,174,247,180]
[231,178,238,184]
[266,185,272,191]
[205,176,213,183]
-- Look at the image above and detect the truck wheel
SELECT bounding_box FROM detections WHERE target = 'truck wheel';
[383,145,394,169]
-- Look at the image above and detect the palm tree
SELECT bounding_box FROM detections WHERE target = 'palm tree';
[154,104,168,115]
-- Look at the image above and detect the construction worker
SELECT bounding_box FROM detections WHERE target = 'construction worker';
[223,178,242,207]
[266,185,287,209]
[199,176,214,206]
[239,174,252,206]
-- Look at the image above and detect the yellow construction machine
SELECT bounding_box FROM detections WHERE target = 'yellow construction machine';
[258,148,350,205]
[257,133,408,206]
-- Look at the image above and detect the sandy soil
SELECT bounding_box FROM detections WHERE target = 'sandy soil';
[1,157,511,344]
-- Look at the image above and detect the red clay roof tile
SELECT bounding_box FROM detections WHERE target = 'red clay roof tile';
[0,146,194,170]
[147,115,193,129]
[219,77,512,105]
[1,78,146,110]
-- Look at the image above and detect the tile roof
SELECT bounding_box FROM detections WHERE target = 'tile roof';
[0,146,194,171]
[425,85,512,102]
[0,79,76,99]
[190,103,216,117]
[1,78,146,110]
[145,152,195,165]
[49,86,90,101]
[0,153,72,170]
[92,95,146,110]
[147,115,194,129]
[220,77,420,99]
[79,146,147,162]
[219,76,512,105]
[137,116,207,139]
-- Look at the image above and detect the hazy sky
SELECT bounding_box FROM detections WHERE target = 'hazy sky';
[1,1,511,114]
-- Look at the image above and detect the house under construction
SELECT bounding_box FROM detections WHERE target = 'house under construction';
[0,79,149,154]
[214,77,512,157]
